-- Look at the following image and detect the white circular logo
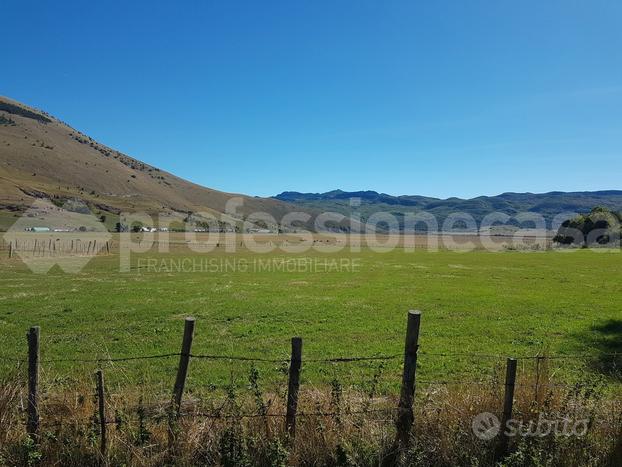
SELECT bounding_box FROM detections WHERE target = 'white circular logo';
[472,412,501,440]
[4,199,111,274]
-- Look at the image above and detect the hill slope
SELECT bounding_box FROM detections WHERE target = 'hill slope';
[0,96,302,230]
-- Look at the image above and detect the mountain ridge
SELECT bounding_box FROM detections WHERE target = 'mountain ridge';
[276,189,622,202]
[274,189,622,229]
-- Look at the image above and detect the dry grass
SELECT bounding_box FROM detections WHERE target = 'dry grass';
[0,372,21,449]
[1,364,621,467]
[0,95,312,225]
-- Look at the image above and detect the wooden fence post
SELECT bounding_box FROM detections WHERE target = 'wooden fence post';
[8,241,12,258]
[95,370,107,457]
[395,310,421,455]
[168,317,195,448]
[285,337,303,439]
[172,317,196,413]
[496,357,517,460]
[27,326,40,440]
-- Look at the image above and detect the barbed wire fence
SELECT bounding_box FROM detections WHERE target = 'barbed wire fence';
[1,311,620,462]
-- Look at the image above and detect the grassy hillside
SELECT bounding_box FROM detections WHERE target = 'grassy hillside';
[0,96,306,230]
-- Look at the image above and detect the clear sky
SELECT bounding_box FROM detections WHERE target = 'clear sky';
[2,0,621,199]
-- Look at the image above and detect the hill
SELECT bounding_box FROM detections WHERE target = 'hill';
[0,96,305,231]
[274,189,622,230]
[3,95,620,234]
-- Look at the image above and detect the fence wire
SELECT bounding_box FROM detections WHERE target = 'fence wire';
[0,350,619,365]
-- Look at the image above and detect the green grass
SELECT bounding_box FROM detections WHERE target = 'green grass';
[0,246,621,396]
[0,210,22,232]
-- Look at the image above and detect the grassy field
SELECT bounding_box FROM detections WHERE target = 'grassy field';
[0,241,621,398]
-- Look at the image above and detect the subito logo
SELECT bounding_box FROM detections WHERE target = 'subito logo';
[472,412,501,440]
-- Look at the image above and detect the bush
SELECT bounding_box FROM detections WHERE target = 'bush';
[554,207,621,247]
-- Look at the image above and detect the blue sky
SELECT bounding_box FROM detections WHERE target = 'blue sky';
[2,0,621,198]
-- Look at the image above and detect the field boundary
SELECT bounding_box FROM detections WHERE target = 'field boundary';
[4,311,620,463]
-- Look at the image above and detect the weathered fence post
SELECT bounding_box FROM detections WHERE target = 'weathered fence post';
[285,337,303,439]
[8,241,12,258]
[95,369,107,457]
[496,357,517,459]
[172,317,196,413]
[27,326,40,441]
[168,316,196,448]
[395,310,422,456]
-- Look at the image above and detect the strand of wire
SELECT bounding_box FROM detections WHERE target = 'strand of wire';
[0,350,618,365]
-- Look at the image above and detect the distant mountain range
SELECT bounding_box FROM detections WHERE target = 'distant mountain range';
[274,190,622,230]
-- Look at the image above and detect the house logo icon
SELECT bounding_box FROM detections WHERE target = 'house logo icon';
[4,199,111,274]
